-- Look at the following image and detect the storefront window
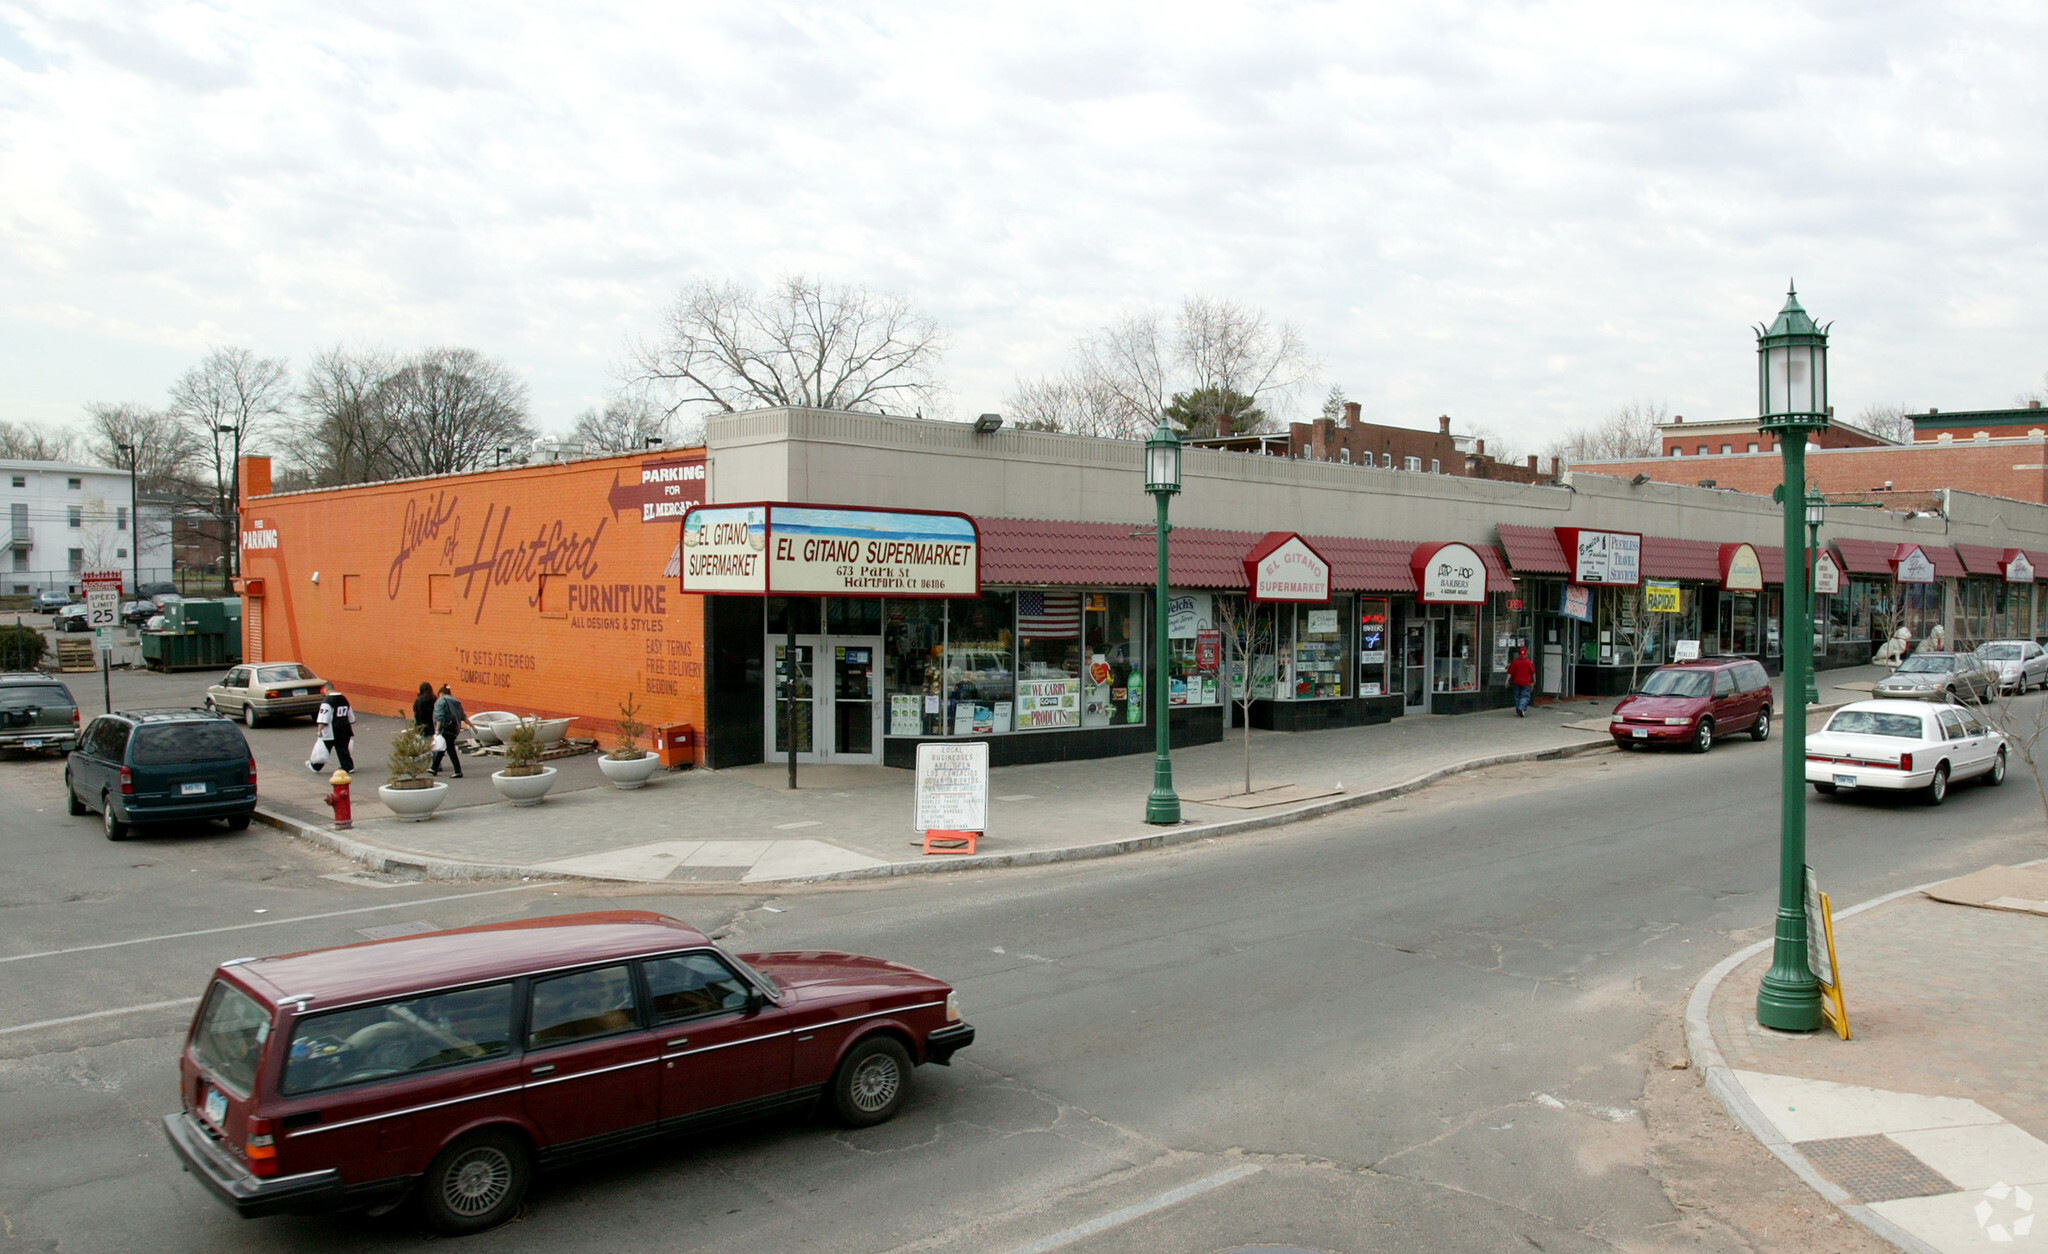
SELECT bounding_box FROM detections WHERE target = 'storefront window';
[1015,590,1083,729]
[1718,592,1759,656]
[1082,592,1143,727]
[1290,598,1349,699]
[1433,603,1478,693]
[1358,598,1391,696]
[827,598,882,635]
[1165,591,1221,707]
[884,601,945,736]
[1217,596,1277,703]
[945,592,1015,735]
[1901,582,1944,643]
[772,642,813,753]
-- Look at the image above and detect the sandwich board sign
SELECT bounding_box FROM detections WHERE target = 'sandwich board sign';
[913,742,988,834]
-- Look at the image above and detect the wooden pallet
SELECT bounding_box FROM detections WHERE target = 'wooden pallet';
[55,638,97,673]
[459,736,598,762]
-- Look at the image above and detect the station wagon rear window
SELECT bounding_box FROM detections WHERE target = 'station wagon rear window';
[128,722,248,765]
[281,983,515,1095]
[191,981,271,1098]
[1824,711,1926,739]
[0,685,69,712]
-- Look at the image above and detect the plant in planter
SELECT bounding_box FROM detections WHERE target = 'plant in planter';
[491,719,558,806]
[377,714,449,821]
[599,694,663,789]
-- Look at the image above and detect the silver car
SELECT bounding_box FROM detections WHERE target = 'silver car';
[1873,651,1997,704]
[1975,640,2048,694]
[204,662,329,726]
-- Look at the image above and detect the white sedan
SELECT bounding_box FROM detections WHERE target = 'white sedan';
[1805,699,2007,805]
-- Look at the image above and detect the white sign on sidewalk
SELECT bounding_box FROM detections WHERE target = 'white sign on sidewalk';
[914,742,988,834]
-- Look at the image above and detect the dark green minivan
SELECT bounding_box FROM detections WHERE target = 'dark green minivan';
[66,709,258,840]
[0,674,80,753]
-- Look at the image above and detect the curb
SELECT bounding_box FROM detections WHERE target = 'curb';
[253,734,1620,887]
[1681,857,2048,1254]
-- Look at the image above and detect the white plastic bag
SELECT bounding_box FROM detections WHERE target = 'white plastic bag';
[431,733,447,753]
[309,737,330,770]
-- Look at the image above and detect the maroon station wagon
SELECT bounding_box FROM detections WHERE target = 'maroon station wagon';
[1608,657,1774,753]
[163,912,974,1233]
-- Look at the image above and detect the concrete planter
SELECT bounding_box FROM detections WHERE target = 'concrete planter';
[491,765,558,807]
[597,751,662,790]
[377,780,449,821]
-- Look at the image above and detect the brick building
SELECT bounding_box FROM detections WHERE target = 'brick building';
[1193,403,1554,484]
[1657,412,1893,457]
[1576,433,2048,510]
[1912,402,2048,442]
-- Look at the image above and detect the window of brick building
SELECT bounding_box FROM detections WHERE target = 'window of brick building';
[1404,456,1422,472]
[1721,444,1732,454]
[1747,442,1758,453]
[1698,444,1708,455]
[1339,448,1349,464]
[1430,458,1441,474]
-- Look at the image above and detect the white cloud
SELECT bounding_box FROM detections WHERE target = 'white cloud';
[1,0,2044,445]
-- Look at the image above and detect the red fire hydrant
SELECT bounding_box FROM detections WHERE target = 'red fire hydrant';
[323,768,353,830]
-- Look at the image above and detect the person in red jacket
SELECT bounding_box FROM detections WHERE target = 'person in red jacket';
[1507,647,1536,717]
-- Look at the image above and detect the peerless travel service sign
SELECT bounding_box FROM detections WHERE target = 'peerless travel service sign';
[682,503,980,598]
[1555,528,1641,586]
[1243,533,1331,603]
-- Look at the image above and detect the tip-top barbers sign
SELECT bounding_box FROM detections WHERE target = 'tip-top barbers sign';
[1243,532,1332,603]
[1813,549,1842,596]
[2002,550,2036,584]
[1718,543,1764,592]
[1410,542,1488,604]
[1555,528,1641,586]
[1892,544,1937,585]
[681,503,980,598]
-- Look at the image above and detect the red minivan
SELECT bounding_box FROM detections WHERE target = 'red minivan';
[1609,658,1774,753]
[164,911,973,1233]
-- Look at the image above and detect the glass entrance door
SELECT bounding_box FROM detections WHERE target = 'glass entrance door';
[765,635,882,765]
[770,640,815,760]
[1402,621,1431,712]
[829,639,881,761]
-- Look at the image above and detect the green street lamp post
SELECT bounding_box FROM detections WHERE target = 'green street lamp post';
[1803,487,1827,708]
[1144,421,1183,826]
[1754,284,1829,1033]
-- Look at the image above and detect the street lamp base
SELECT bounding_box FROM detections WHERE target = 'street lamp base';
[1755,967,1824,1032]
[1145,788,1181,825]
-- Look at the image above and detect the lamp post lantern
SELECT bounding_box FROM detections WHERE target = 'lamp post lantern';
[1803,486,1827,708]
[1753,284,1829,1033]
[1144,420,1183,826]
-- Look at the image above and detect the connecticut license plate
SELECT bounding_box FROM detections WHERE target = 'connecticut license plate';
[180,782,207,796]
[1833,774,1856,788]
[1631,729,1648,739]
[22,740,39,750]
[202,1087,227,1127]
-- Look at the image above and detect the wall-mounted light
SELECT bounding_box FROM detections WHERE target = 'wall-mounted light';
[1631,472,1651,486]
[974,413,1003,434]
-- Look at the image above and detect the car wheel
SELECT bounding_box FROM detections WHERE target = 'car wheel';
[1923,763,1949,806]
[1813,782,1837,795]
[66,773,88,816]
[102,797,128,841]
[831,1035,913,1128]
[226,813,252,830]
[418,1130,529,1235]
[1691,718,1714,754]
[242,703,258,728]
[1945,686,1958,703]
[1750,708,1771,742]
[1987,748,2007,787]
[203,698,215,713]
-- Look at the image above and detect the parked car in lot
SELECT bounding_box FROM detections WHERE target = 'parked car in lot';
[163,911,974,1232]
[32,588,73,612]
[65,708,258,839]
[53,603,90,632]
[1873,651,1997,704]
[0,673,79,753]
[123,599,157,625]
[137,581,177,600]
[1609,657,1773,753]
[1806,699,2005,805]
[1975,639,2048,694]
[205,663,328,726]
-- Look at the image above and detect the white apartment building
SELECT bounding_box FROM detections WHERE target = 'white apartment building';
[3,459,172,597]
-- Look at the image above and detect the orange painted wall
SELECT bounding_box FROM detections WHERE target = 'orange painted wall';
[235,451,707,758]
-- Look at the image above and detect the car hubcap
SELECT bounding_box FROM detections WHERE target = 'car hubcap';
[1758,714,1768,736]
[1934,774,1946,799]
[443,1147,512,1216]
[850,1055,900,1112]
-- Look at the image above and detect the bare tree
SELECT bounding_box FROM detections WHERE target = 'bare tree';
[1464,423,1526,466]
[1006,372,1130,435]
[1175,294,1316,426]
[81,403,203,563]
[0,420,82,461]
[292,345,398,486]
[168,346,291,578]
[1974,682,2048,836]
[374,348,536,478]
[630,276,946,420]
[570,394,681,454]
[1853,402,1916,444]
[1549,399,1667,465]
[1212,595,1274,795]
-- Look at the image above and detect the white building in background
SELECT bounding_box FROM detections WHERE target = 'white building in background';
[2,459,173,597]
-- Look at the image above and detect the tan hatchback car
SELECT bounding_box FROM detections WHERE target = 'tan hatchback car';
[205,663,329,727]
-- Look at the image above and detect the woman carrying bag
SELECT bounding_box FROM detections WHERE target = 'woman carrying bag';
[313,691,357,772]
[431,684,469,778]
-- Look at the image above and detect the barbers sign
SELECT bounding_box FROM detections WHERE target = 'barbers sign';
[1410,542,1487,604]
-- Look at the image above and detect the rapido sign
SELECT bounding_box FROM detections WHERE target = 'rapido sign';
[1409,542,1487,604]
[1243,532,1331,603]
[681,503,980,597]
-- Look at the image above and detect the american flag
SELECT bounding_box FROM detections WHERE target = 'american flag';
[1017,590,1081,638]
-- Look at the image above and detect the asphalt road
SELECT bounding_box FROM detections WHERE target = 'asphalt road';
[1,703,2043,1254]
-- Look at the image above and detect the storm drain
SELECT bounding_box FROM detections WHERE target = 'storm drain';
[1795,1134,1957,1202]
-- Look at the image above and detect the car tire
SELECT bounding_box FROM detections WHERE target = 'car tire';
[1750,708,1771,742]
[1691,718,1714,754]
[102,797,128,841]
[66,773,88,816]
[226,813,252,830]
[1945,686,1958,703]
[1986,748,2007,787]
[418,1129,529,1236]
[1923,763,1949,806]
[203,698,215,713]
[1813,782,1837,795]
[831,1035,913,1128]
[242,703,258,728]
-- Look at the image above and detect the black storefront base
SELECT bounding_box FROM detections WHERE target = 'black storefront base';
[882,705,1224,769]
[1249,694,1405,731]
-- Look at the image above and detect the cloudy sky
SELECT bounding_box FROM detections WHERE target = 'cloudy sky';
[3,1,2044,453]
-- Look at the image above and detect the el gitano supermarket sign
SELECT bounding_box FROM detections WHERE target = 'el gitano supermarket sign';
[681,503,980,597]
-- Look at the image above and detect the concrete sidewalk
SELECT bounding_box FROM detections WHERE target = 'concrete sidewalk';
[252,664,1894,886]
[1689,864,2048,1254]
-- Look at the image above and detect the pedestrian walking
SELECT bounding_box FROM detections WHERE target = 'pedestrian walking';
[1507,646,1536,717]
[431,684,469,778]
[314,690,357,772]
[411,681,435,736]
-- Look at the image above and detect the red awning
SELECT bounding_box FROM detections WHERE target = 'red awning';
[1639,537,1722,582]
[1832,538,1897,576]
[1953,543,2008,577]
[1495,524,1569,574]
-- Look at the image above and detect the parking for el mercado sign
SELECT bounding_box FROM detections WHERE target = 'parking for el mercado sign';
[683,504,979,597]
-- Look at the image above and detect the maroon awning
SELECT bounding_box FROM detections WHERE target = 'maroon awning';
[1639,537,1722,582]
[1953,543,2007,577]
[1832,537,1896,575]
[1496,524,1569,574]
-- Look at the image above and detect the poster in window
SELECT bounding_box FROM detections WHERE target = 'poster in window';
[889,695,923,737]
[1167,592,1214,638]
[1014,679,1079,729]
[1561,584,1594,622]
[1195,630,1222,672]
